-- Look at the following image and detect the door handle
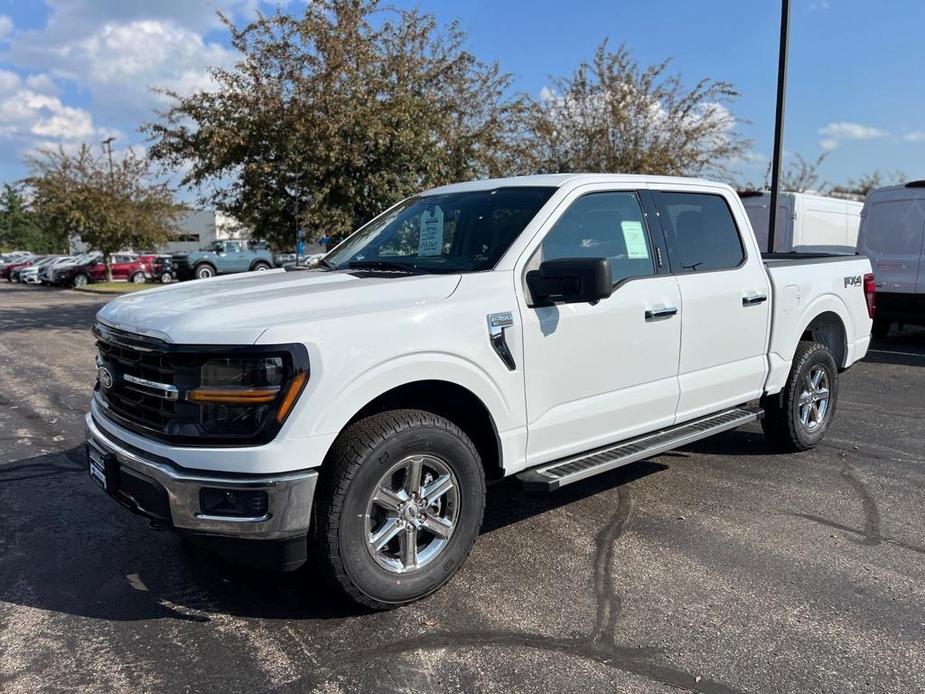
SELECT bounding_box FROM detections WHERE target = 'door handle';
[742,294,768,306]
[644,306,678,320]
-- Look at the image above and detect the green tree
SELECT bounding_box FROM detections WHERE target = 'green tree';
[0,184,52,252]
[24,145,184,280]
[144,0,524,249]
[515,41,749,177]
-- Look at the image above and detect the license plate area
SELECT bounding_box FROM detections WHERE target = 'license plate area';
[87,442,116,492]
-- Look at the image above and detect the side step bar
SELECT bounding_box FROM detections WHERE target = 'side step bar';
[517,406,763,491]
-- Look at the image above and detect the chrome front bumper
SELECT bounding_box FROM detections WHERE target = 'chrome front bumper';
[85,413,317,540]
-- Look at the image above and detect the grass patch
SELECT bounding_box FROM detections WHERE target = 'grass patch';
[75,282,152,294]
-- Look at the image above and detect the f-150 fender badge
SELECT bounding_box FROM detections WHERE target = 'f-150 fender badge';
[844,275,862,288]
[487,312,516,371]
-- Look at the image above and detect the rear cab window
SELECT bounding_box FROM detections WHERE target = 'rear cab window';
[653,192,745,272]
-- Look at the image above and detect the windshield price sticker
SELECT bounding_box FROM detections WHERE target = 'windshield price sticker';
[620,220,649,259]
[418,206,445,256]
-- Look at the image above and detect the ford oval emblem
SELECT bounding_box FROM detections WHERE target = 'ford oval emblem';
[98,366,114,390]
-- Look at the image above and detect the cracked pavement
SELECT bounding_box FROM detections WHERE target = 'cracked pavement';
[1,283,923,693]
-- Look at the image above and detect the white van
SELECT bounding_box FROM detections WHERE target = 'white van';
[740,191,862,253]
[857,181,925,336]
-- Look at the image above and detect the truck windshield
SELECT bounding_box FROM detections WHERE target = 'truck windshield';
[326,187,556,274]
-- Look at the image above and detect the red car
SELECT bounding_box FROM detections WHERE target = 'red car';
[56,253,152,287]
[2,257,39,282]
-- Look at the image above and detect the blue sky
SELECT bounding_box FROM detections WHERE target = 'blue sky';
[0,0,923,193]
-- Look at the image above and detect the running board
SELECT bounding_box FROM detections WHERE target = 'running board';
[517,407,763,491]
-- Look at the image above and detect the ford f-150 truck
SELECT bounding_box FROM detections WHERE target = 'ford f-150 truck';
[85,174,874,609]
[172,240,274,280]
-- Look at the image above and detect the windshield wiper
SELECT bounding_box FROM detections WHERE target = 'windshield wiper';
[345,260,424,274]
[315,258,339,271]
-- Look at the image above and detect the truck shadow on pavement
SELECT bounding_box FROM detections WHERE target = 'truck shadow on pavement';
[0,444,748,693]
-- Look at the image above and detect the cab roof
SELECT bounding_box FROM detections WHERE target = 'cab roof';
[420,173,731,196]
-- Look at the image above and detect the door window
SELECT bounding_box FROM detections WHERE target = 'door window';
[865,199,925,255]
[655,192,745,272]
[539,192,655,284]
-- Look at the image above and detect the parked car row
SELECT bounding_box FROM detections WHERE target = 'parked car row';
[0,251,173,288]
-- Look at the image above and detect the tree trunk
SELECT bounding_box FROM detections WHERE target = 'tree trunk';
[105,254,113,282]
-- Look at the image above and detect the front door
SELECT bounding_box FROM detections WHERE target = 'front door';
[650,189,771,422]
[519,188,682,466]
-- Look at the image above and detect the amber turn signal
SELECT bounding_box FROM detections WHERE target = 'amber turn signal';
[276,371,308,423]
[188,386,280,404]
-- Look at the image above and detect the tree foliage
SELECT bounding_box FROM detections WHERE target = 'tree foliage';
[0,184,61,253]
[515,41,749,177]
[145,0,524,248]
[829,168,906,200]
[24,145,184,279]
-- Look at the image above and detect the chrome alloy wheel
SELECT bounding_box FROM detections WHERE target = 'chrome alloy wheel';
[365,454,459,574]
[798,365,830,432]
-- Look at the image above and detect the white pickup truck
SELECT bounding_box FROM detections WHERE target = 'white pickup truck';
[85,174,874,609]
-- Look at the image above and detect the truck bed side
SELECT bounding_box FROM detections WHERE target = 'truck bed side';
[763,253,873,395]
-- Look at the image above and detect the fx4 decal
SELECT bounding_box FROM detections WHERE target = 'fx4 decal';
[843,275,863,288]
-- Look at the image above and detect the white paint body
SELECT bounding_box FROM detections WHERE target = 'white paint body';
[93,175,873,477]
[741,192,863,254]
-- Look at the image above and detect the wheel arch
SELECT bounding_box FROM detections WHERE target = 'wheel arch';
[799,309,849,368]
[321,379,505,482]
[249,258,271,271]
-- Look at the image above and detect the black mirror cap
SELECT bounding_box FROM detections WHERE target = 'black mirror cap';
[527,257,613,306]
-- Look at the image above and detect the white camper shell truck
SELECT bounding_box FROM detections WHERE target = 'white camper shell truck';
[740,191,862,254]
[85,174,874,609]
[857,181,925,337]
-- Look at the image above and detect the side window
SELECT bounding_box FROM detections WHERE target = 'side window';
[539,191,655,284]
[865,199,925,255]
[656,192,745,272]
[225,241,242,253]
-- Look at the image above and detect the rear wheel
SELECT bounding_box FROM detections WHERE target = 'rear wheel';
[131,271,146,284]
[160,272,173,283]
[73,273,89,288]
[195,264,216,280]
[761,341,838,452]
[871,318,891,339]
[316,409,485,610]
[252,261,271,272]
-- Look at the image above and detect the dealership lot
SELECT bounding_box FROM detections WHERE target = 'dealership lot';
[0,283,923,693]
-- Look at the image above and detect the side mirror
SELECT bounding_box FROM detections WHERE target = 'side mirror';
[526,257,613,306]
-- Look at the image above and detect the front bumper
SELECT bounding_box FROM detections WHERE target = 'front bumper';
[84,412,318,541]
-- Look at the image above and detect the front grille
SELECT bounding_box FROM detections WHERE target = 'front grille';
[94,324,202,438]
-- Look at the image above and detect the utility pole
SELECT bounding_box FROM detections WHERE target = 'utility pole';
[767,0,790,254]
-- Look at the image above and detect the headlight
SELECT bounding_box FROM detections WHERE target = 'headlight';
[183,355,308,439]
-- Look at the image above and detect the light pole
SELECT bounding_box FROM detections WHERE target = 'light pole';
[767,0,790,254]
[101,136,115,179]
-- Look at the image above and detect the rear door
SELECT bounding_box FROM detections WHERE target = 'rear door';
[650,187,771,422]
[859,192,925,295]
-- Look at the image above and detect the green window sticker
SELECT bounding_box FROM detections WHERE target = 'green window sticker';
[620,220,649,259]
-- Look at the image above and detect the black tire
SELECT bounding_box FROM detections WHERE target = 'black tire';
[252,261,271,272]
[871,318,891,339]
[73,273,89,288]
[195,263,216,280]
[131,271,146,284]
[761,341,838,452]
[315,409,485,610]
[160,272,172,283]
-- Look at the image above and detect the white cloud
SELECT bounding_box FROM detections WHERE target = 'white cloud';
[0,15,12,40]
[818,121,889,140]
[819,138,838,152]
[902,131,925,142]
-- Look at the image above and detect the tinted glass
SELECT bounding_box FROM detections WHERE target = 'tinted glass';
[539,191,654,283]
[656,192,745,271]
[327,187,556,274]
[865,199,925,255]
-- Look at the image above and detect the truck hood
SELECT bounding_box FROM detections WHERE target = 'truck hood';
[96,269,461,344]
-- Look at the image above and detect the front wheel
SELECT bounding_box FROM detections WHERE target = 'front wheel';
[252,261,271,272]
[195,264,216,280]
[316,409,485,610]
[131,271,146,284]
[160,272,173,283]
[73,273,89,288]
[761,340,838,452]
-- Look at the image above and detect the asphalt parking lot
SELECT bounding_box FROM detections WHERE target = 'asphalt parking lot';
[1,282,923,693]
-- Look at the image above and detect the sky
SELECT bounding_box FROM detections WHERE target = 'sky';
[0,0,923,194]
